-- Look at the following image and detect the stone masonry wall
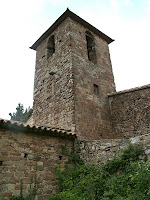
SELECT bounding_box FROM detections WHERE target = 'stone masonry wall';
[109,85,150,138]
[77,133,150,165]
[70,18,116,140]
[0,129,73,200]
[33,18,75,132]
[33,16,116,140]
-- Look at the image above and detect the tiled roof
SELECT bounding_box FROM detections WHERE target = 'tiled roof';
[0,118,76,140]
[30,8,114,50]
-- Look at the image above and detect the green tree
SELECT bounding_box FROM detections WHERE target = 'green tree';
[9,103,33,123]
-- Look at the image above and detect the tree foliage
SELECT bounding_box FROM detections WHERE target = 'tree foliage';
[47,144,150,200]
[9,103,33,123]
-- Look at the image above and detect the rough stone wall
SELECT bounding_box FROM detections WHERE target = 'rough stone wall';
[33,16,116,140]
[31,13,150,141]
[0,129,73,200]
[33,18,75,132]
[77,133,150,165]
[109,85,150,138]
[70,18,116,140]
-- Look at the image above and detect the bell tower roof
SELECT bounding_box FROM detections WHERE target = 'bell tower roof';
[30,8,114,50]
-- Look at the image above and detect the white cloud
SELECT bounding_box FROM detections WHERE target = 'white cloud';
[146,0,150,11]
[109,0,120,10]
[47,0,71,6]
[124,0,133,6]
[48,0,63,5]
[110,16,150,91]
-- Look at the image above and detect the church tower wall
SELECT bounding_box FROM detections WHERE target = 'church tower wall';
[69,18,116,140]
[32,10,116,140]
[33,18,75,131]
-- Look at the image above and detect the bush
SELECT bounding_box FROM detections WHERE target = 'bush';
[6,144,150,200]
[47,144,150,200]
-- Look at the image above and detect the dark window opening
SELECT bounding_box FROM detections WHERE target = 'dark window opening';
[86,31,97,64]
[47,35,55,59]
[93,84,99,94]
[0,161,3,166]
[24,153,28,158]
[59,156,62,160]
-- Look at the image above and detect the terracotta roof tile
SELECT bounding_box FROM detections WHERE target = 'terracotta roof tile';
[0,118,76,140]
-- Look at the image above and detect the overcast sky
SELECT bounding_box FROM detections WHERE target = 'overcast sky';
[0,0,150,120]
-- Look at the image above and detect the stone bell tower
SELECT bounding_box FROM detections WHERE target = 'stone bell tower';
[30,9,116,140]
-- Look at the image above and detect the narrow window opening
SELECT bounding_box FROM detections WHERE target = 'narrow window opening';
[59,156,62,160]
[24,153,28,158]
[86,31,97,64]
[0,161,3,166]
[93,84,99,94]
[47,35,55,59]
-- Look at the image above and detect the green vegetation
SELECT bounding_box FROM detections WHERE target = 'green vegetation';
[6,144,150,200]
[47,144,150,200]
[8,175,38,200]
[9,103,33,122]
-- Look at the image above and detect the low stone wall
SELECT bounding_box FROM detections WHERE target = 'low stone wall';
[108,85,150,138]
[77,134,150,164]
[1,124,150,199]
[0,129,73,200]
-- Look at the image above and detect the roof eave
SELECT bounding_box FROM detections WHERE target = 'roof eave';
[30,9,114,50]
[30,9,69,50]
[0,118,77,140]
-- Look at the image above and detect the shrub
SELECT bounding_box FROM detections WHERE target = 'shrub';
[47,144,150,200]
[5,144,150,200]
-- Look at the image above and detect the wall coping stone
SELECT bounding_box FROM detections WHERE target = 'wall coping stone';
[108,84,150,97]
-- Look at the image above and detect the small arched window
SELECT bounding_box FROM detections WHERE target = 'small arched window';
[86,31,97,64]
[47,35,55,59]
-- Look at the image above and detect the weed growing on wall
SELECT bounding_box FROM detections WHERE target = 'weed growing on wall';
[61,145,84,166]
[47,144,150,200]
[8,173,38,200]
